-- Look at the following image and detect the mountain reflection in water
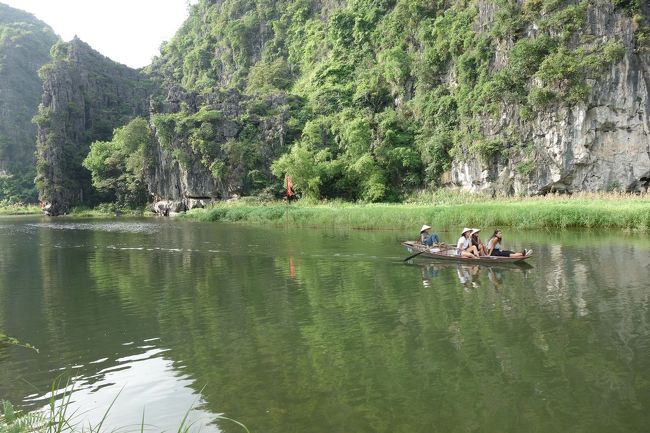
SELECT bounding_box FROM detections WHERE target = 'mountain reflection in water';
[1,217,649,433]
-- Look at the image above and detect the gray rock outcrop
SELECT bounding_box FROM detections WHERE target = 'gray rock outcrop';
[35,38,155,214]
[451,1,650,195]
[146,85,298,204]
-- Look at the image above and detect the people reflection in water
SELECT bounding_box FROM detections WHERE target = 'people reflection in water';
[487,267,503,290]
[421,263,442,287]
[419,260,533,291]
[420,262,528,291]
[420,263,481,289]
[457,264,480,289]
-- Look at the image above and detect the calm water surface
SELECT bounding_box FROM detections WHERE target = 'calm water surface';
[0,216,649,433]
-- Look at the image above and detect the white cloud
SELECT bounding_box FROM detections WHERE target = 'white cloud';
[2,0,195,68]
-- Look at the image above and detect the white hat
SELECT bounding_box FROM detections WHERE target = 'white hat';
[471,228,481,235]
[420,224,431,233]
[461,227,472,235]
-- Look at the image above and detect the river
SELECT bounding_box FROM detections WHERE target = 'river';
[0,216,649,433]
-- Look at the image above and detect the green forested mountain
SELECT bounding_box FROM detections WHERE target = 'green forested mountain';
[137,0,649,205]
[13,0,650,213]
[0,3,57,202]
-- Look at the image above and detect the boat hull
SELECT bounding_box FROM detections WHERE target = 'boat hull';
[402,241,533,264]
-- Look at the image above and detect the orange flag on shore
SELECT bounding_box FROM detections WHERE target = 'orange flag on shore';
[286,175,295,197]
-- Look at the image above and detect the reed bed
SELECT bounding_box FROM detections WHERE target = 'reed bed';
[183,192,650,231]
[0,203,41,215]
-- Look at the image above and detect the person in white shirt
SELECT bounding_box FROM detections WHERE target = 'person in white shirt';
[456,227,480,258]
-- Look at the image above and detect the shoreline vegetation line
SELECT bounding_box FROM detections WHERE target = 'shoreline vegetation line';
[2,192,649,231]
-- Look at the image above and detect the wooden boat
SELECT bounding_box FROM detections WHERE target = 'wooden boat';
[402,241,533,264]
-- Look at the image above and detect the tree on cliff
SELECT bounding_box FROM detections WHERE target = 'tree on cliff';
[143,0,647,201]
[20,0,650,212]
[83,117,151,207]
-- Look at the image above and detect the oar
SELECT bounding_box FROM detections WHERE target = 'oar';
[403,243,451,262]
[403,250,426,262]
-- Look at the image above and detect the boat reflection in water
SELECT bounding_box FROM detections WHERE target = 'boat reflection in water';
[416,260,532,291]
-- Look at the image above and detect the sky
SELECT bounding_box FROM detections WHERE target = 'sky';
[2,0,196,68]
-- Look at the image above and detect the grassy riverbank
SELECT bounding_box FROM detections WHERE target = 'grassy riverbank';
[65,204,151,218]
[0,203,41,215]
[1,378,250,433]
[183,192,650,232]
[0,203,151,217]
[3,192,649,231]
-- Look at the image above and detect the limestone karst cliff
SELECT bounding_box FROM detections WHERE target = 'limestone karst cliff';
[0,3,57,202]
[34,38,155,214]
[451,0,650,195]
[142,0,650,205]
[145,85,302,211]
[6,0,650,213]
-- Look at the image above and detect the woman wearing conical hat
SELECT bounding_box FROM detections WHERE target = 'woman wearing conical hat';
[419,224,440,246]
[470,228,488,256]
[456,227,480,258]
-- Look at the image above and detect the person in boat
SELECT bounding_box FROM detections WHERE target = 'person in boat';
[419,225,440,246]
[457,228,480,258]
[486,229,531,257]
[470,228,488,256]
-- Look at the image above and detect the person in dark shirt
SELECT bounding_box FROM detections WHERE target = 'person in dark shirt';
[470,228,488,256]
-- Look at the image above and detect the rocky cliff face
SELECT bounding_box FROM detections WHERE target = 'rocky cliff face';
[146,0,649,203]
[23,0,650,212]
[35,38,155,214]
[146,85,300,210]
[451,1,650,195]
[0,4,57,201]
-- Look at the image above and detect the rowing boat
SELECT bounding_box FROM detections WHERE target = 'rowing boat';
[402,241,533,264]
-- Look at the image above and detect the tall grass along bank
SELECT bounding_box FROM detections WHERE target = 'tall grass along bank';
[0,203,41,215]
[182,193,650,232]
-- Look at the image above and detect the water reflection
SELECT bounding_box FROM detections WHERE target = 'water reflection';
[416,261,532,291]
[1,218,650,433]
[24,343,217,433]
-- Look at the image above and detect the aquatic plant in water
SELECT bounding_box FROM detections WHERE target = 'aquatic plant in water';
[0,380,251,433]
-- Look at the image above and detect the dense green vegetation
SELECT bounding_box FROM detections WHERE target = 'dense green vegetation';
[0,4,58,203]
[0,202,40,215]
[4,191,649,232]
[3,1,647,209]
[82,117,152,207]
[148,92,304,198]
[129,0,640,203]
[182,192,650,231]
